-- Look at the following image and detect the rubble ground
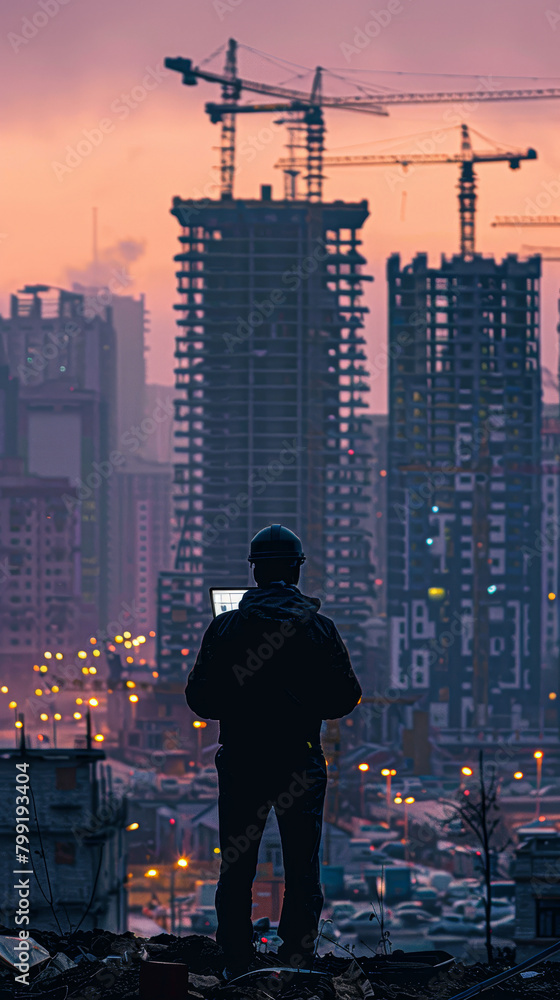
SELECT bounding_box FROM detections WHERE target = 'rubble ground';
[2,926,560,999]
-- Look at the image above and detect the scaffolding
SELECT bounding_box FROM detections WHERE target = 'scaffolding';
[160,193,375,677]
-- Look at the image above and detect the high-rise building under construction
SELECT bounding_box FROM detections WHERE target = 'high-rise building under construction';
[387,252,542,736]
[158,188,375,679]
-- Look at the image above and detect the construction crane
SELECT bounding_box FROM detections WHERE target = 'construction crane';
[492,217,560,260]
[276,124,536,258]
[165,42,560,206]
[165,42,388,201]
[492,215,560,227]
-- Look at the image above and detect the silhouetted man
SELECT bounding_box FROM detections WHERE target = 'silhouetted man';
[186,525,361,979]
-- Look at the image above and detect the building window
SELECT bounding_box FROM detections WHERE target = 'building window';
[537,900,560,938]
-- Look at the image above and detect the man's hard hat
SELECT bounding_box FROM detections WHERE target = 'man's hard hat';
[248,524,306,563]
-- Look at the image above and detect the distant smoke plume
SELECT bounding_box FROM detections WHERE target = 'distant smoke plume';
[66,238,146,289]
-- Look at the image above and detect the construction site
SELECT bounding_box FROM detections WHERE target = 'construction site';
[155,40,560,761]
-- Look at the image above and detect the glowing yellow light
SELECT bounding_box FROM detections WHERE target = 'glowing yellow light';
[76,698,83,705]
[177,857,188,868]
[137,636,146,643]
[39,665,48,673]
[132,640,139,647]
[129,694,139,703]
[89,667,97,674]
[90,637,97,644]
[394,795,403,804]
[9,701,17,709]
[534,750,544,760]
[213,847,221,854]
[123,631,131,639]
[514,771,524,780]
[358,763,369,772]
[88,698,99,707]
[126,681,136,688]
[461,766,473,777]
[193,720,203,729]
[55,653,63,660]
[381,768,391,776]
[54,713,62,721]
[0,686,8,694]
[82,667,89,675]
[78,651,87,659]
[115,636,123,643]
[428,587,446,600]
[126,656,134,664]
[34,689,42,697]
[127,822,140,831]
[549,593,556,601]
[40,713,48,722]
[44,652,52,659]
[94,734,104,743]
[93,649,101,657]
[52,685,59,693]
[152,671,159,678]
[144,869,158,878]
[549,692,557,701]
[15,721,22,729]
[124,641,132,649]
[73,712,82,720]
[405,796,415,804]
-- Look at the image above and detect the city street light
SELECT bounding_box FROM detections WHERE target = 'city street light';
[53,713,61,748]
[514,771,524,780]
[170,858,189,933]
[193,720,207,767]
[460,765,473,791]
[403,796,415,861]
[534,750,544,818]
[358,763,369,818]
[381,767,396,821]
[394,795,415,861]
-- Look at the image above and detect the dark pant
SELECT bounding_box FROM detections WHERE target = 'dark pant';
[214,743,327,969]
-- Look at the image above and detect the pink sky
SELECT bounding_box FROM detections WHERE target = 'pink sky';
[3,0,560,410]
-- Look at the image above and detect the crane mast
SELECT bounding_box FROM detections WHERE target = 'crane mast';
[276,124,537,257]
[166,41,555,218]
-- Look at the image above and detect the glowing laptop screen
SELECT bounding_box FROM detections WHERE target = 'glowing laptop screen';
[209,588,252,617]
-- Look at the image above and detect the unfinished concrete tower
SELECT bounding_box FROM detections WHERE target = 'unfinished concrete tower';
[158,190,375,680]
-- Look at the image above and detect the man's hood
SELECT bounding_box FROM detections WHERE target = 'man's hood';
[238,582,321,622]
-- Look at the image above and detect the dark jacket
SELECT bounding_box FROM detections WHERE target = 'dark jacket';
[185,583,362,751]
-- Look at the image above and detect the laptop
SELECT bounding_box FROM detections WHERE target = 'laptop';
[209,587,256,617]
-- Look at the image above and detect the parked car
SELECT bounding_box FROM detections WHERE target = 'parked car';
[358,824,398,844]
[159,777,180,797]
[490,913,516,936]
[411,886,441,912]
[328,902,359,924]
[338,908,392,935]
[412,885,441,914]
[391,901,435,926]
[444,879,480,902]
[429,914,485,937]
[376,841,406,861]
[189,907,218,934]
[343,874,369,899]
[452,897,513,920]
[254,918,283,953]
